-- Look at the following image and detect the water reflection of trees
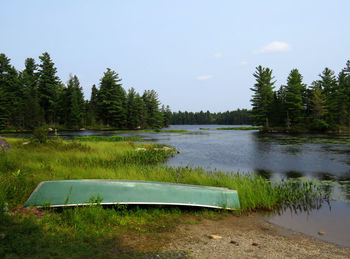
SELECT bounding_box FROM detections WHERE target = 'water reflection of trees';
[254,169,272,179]
[285,170,303,178]
[338,173,350,200]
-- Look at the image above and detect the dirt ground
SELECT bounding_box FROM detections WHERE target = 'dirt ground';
[160,213,350,259]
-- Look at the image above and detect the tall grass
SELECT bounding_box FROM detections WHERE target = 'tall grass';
[75,135,143,142]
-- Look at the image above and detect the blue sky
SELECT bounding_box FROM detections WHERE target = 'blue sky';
[1,0,349,112]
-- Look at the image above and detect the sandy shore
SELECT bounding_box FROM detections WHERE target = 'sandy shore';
[162,213,350,259]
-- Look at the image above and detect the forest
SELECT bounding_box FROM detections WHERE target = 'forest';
[250,60,350,131]
[170,109,252,125]
[0,52,171,130]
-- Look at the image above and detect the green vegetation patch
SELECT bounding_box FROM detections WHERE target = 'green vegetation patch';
[75,135,143,142]
[216,126,261,130]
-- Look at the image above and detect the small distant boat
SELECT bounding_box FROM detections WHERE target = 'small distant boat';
[24,179,240,210]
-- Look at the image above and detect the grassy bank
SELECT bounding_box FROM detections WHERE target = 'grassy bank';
[75,135,143,142]
[0,138,328,257]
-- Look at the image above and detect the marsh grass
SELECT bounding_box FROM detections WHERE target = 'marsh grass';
[0,137,330,258]
[75,135,143,142]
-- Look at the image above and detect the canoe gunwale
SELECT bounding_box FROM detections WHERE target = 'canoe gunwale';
[27,201,238,210]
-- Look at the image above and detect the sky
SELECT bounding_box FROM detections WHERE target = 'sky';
[1,0,349,112]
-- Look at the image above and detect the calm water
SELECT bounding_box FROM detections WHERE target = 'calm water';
[119,125,350,247]
[5,126,350,246]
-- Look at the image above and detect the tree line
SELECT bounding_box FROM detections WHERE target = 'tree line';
[170,109,252,125]
[0,52,171,130]
[250,61,350,131]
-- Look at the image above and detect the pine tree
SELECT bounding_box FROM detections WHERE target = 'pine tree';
[65,75,84,128]
[97,68,127,127]
[21,58,43,129]
[142,90,163,128]
[310,83,328,130]
[38,52,61,124]
[134,93,146,128]
[250,66,275,126]
[0,54,22,129]
[89,84,98,121]
[336,61,350,126]
[269,87,286,126]
[126,88,144,129]
[317,68,338,126]
[284,69,306,126]
[163,105,172,127]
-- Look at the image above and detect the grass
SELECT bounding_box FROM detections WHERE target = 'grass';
[216,126,262,130]
[75,135,143,142]
[199,128,210,130]
[0,137,330,257]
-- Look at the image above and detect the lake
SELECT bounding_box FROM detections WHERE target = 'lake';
[119,124,350,247]
[6,125,350,247]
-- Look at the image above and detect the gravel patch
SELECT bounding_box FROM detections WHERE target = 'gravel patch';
[163,213,350,259]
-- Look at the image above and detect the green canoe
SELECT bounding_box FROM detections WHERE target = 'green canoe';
[24,179,240,210]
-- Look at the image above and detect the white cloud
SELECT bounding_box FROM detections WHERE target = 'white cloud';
[240,61,248,66]
[213,53,223,59]
[196,75,213,81]
[255,41,291,54]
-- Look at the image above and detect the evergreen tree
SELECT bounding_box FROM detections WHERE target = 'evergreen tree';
[97,68,127,127]
[142,90,163,128]
[65,75,85,128]
[309,83,328,130]
[318,68,338,126]
[38,52,61,124]
[21,58,43,129]
[126,88,140,129]
[284,69,306,126]
[250,66,275,126]
[336,61,350,126]
[0,54,22,129]
[269,87,286,126]
[163,105,172,127]
[89,84,98,120]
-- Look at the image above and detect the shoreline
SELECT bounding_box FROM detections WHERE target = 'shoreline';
[159,213,350,258]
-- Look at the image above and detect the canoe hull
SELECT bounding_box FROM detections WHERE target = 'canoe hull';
[24,180,240,210]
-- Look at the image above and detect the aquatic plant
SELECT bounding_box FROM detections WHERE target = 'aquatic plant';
[271,178,331,214]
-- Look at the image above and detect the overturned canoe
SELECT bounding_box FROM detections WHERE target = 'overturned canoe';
[24,179,240,210]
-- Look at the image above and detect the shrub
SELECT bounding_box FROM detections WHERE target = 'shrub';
[32,127,48,144]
